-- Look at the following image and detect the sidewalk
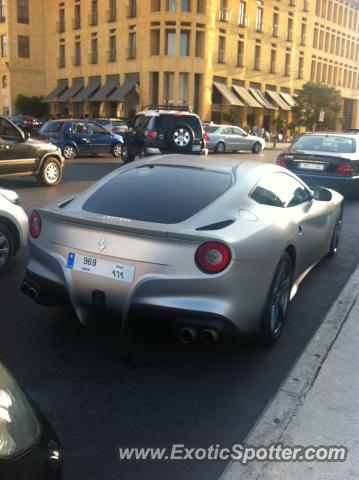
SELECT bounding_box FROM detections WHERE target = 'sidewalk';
[264,142,291,151]
[220,264,359,480]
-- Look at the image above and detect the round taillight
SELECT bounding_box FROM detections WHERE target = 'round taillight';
[195,242,231,274]
[29,211,42,239]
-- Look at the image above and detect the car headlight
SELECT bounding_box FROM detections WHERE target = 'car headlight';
[0,363,40,459]
[0,191,19,205]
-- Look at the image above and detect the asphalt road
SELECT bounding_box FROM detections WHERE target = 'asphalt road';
[1,150,359,480]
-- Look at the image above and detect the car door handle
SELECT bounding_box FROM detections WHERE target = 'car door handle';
[81,138,90,143]
[0,144,10,149]
[298,224,303,235]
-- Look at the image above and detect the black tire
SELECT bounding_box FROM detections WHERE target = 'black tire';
[214,141,226,154]
[252,142,262,154]
[112,143,123,158]
[37,157,62,186]
[121,145,135,163]
[327,203,344,257]
[63,144,76,160]
[258,252,293,346]
[0,222,14,275]
[166,123,194,152]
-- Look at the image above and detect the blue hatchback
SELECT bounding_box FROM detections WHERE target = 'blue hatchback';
[39,119,124,159]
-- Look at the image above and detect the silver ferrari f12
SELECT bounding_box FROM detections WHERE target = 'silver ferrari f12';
[22,155,344,345]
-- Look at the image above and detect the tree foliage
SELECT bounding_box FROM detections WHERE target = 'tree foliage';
[291,82,341,131]
[14,94,49,118]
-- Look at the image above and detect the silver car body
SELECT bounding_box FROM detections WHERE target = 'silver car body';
[205,125,266,152]
[0,188,28,248]
[24,155,342,335]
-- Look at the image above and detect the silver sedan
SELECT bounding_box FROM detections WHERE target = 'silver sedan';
[23,155,343,345]
[0,188,28,274]
[205,124,265,154]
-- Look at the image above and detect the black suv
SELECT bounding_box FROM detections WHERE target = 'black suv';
[0,116,64,186]
[121,106,207,163]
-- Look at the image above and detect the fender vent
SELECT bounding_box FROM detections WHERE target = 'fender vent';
[196,219,234,231]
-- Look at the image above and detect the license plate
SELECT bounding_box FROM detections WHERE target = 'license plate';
[66,253,135,284]
[298,162,325,171]
[192,144,201,152]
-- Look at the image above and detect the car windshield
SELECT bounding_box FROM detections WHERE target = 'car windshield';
[292,135,356,153]
[204,125,220,133]
[83,165,232,224]
[40,121,63,133]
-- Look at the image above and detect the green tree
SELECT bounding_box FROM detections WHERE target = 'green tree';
[223,109,241,126]
[14,94,49,118]
[291,82,341,132]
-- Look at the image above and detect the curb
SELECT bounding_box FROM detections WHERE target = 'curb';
[219,262,359,480]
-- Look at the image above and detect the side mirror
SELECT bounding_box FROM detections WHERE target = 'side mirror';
[312,186,332,202]
[21,131,30,141]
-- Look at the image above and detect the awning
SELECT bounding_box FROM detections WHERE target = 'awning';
[90,76,119,102]
[42,79,68,102]
[57,78,84,102]
[213,82,244,106]
[280,92,297,108]
[72,77,101,102]
[108,74,139,102]
[265,90,291,111]
[249,88,277,109]
[232,85,262,108]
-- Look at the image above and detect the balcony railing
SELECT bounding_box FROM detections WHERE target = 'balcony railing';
[254,57,261,70]
[57,21,65,33]
[287,29,293,41]
[89,12,98,26]
[237,53,244,67]
[107,8,117,21]
[57,57,66,68]
[303,0,310,11]
[72,17,81,29]
[89,51,98,64]
[127,45,136,59]
[218,48,225,63]
[300,33,307,45]
[270,61,276,73]
[72,55,81,66]
[107,50,117,62]
[238,15,248,26]
[256,21,265,32]
[218,8,231,21]
[127,3,137,17]
[272,24,280,37]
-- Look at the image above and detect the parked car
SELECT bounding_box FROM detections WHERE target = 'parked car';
[121,106,207,163]
[93,118,128,134]
[0,362,62,479]
[204,124,265,154]
[10,114,43,135]
[277,133,359,197]
[39,119,124,160]
[0,188,28,275]
[23,155,343,346]
[0,116,63,186]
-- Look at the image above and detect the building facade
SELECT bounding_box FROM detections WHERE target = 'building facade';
[1,0,359,131]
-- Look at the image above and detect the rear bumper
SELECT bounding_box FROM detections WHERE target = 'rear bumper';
[296,172,359,196]
[23,240,276,336]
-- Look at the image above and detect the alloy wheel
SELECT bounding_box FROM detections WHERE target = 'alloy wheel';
[269,260,291,335]
[173,129,191,147]
[0,231,10,270]
[44,162,60,184]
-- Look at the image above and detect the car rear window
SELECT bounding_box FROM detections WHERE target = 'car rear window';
[155,114,202,133]
[292,135,356,154]
[82,165,232,224]
[40,121,63,133]
[204,125,220,133]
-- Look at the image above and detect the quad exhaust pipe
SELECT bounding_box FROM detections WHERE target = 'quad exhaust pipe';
[21,282,38,301]
[199,328,219,345]
[178,327,198,345]
[178,327,220,345]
